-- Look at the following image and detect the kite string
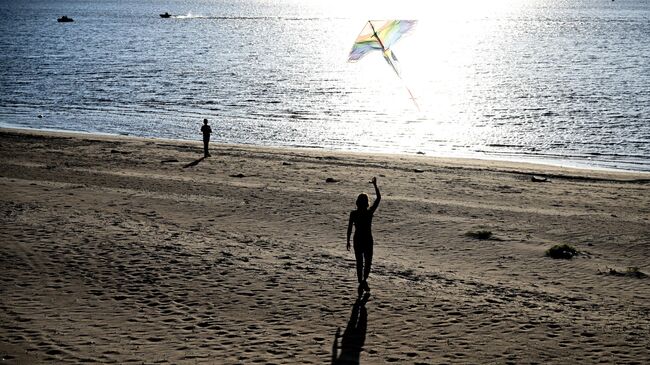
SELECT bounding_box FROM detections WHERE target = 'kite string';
[404,83,420,112]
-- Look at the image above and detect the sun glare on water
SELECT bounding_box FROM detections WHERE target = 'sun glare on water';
[305,0,527,151]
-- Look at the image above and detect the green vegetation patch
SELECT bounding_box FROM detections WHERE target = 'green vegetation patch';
[546,244,579,259]
[465,230,493,240]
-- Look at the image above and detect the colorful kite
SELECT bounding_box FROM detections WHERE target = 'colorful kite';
[348,20,418,108]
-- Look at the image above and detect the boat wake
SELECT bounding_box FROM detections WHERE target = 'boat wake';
[174,12,205,19]
[171,13,319,21]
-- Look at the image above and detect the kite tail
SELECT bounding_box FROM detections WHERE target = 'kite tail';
[382,49,401,78]
[383,49,419,111]
[369,20,419,111]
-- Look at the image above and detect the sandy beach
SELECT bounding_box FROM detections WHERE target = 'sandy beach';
[1,128,649,364]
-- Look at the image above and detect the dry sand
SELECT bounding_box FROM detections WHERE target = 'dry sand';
[1,128,649,364]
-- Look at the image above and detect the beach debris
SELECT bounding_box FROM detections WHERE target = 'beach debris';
[531,175,549,182]
[282,161,293,166]
[160,159,179,164]
[598,266,647,279]
[348,20,419,109]
[414,168,424,173]
[230,173,246,178]
[416,151,425,155]
[37,114,43,118]
[498,185,523,194]
[325,177,338,183]
[110,149,131,154]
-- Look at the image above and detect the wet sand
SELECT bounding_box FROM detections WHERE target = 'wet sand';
[1,128,649,364]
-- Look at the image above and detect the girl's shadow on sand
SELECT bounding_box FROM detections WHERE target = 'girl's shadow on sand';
[331,293,370,364]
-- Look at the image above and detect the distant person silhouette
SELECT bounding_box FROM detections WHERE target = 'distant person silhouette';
[200,118,212,157]
[347,177,381,296]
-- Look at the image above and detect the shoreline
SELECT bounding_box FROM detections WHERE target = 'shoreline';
[2,126,649,179]
[1,128,649,363]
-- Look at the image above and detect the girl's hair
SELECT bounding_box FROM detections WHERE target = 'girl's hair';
[356,193,369,209]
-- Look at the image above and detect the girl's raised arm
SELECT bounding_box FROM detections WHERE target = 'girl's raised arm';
[370,177,381,212]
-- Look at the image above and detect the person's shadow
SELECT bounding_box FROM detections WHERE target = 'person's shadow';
[331,293,370,364]
[183,156,205,168]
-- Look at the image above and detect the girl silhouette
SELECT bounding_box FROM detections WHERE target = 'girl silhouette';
[347,177,381,295]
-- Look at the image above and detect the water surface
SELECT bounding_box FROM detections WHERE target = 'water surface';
[1,0,649,171]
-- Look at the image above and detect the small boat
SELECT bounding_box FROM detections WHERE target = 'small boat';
[159,12,171,18]
[57,16,74,22]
